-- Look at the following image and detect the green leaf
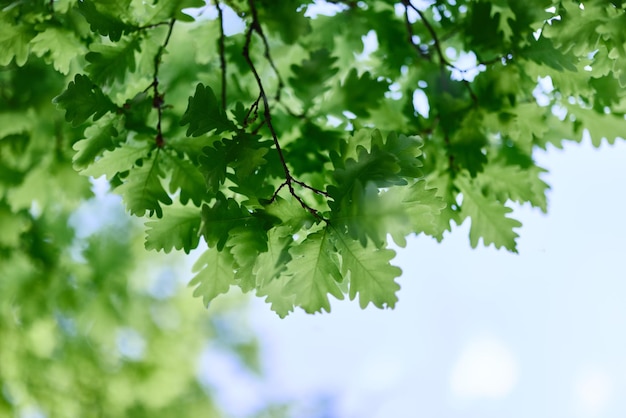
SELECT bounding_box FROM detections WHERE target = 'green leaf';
[81,139,152,179]
[115,151,172,217]
[180,84,236,137]
[256,0,311,44]
[332,228,402,310]
[257,274,294,318]
[189,247,236,307]
[523,36,578,72]
[145,205,201,253]
[449,110,488,176]
[566,104,626,147]
[475,162,549,212]
[53,74,117,126]
[402,180,448,239]
[336,69,390,118]
[201,194,255,251]
[289,48,339,107]
[456,174,522,251]
[138,0,204,23]
[371,130,424,179]
[333,181,411,248]
[283,228,344,314]
[199,142,228,193]
[30,27,86,74]
[163,153,207,206]
[0,19,34,66]
[491,4,515,42]
[253,226,293,285]
[329,130,406,203]
[72,114,124,170]
[227,226,269,292]
[78,0,137,42]
[85,36,141,85]
[263,196,315,234]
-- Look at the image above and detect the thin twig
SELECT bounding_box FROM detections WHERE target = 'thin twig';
[151,18,176,148]
[137,21,171,31]
[246,0,284,101]
[216,0,227,110]
[404,1,447,67]
[403,6,429,59]
[403,0,477,104]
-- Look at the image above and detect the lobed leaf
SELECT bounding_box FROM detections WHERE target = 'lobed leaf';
[145,205,201,253]
[456,174,522,252]
[189,247,236,307]
[114,151,172,217]
[53,75,117,126]
[332,228,402,310]
[180,84,236,137]
[283,228,344,314]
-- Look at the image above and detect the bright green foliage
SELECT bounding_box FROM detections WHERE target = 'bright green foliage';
[3,0,626,325]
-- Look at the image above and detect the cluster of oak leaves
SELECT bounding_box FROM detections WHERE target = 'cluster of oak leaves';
[2,0,626,317]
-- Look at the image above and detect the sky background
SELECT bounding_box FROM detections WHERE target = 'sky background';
[198,137,626,418]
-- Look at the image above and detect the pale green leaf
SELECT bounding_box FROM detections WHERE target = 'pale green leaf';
[332,228,401,309]
[145,205,201,253]
[81,140,151,179]
[283,228,344,314]
[189,247,235,306]
[456,174,522,251]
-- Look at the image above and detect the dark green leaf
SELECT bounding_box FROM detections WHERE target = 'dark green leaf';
[53,74,117,126]
[180,84,236,137]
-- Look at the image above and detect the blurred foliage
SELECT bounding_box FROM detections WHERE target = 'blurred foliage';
[0,48,282,418]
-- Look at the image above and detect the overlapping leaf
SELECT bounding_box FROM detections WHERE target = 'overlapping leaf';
[78,0,137,42]
[456,174,522,251]
[331,228,402,310]
[72,114,124,170]
[283,228,344,314]
[189,247,236,307]
[180,84,236,137]
[85,37,141,85]
[145,205,201,253]
[53,75,117,126]
[114,152,172,217]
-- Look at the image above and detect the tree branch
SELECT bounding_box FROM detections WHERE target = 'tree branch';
[242,0,327,220]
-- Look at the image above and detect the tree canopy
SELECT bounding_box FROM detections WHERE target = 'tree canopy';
[2,0,625,317]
